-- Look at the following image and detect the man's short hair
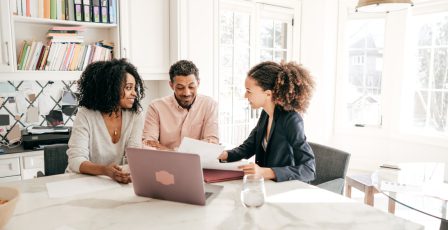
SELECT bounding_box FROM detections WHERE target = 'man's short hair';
[169,60,199,82]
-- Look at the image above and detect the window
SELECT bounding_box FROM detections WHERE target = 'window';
[409,11,448,133]
[218,1,295,145]
[342,18,385,126]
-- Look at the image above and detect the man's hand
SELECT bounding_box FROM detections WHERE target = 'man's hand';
[143,140,172,151]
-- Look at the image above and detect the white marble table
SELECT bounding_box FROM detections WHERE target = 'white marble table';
[2,173,422,230]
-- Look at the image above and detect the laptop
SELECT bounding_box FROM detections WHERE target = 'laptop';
[126,147,223,206]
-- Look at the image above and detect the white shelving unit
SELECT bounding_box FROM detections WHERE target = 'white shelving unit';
[0,0,121,81]
[0,0,171,81]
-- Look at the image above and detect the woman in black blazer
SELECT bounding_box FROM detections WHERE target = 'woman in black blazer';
[219,61,316,182]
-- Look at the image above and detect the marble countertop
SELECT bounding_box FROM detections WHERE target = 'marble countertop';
[2,174,422,230]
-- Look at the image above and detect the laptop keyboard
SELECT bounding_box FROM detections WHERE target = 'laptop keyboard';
[205,192,213,199]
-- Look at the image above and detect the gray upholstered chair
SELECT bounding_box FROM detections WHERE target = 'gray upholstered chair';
[41,144,69,176]
[309,142,350,195]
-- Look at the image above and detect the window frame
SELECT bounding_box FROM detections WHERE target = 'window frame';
[334,0,448,147]
[214,0,299,146]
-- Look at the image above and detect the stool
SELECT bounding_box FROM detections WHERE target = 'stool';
[345,174,395,214]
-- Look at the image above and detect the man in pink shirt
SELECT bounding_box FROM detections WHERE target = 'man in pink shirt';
[142,60,219,150]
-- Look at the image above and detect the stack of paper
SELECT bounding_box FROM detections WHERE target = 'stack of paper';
[178,137,248,171]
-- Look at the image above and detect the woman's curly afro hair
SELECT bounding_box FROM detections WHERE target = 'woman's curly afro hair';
[77,58,145,114]
[247,61,315,113]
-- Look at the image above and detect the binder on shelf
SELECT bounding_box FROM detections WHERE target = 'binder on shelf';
[92,0,100,23]
[108,0,116,23]
[43,0,50,18]
[26,0,31,17]
[38,0,44,18]
[82,0,91,22]
[64,0,69,20]
[74,0,82,21]
[100,0,109,23]
[17,0,23,16]
[56,0,62,20]
[50,0,57,19]
[67,0,75,20]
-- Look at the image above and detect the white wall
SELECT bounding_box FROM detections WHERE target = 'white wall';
[175,0,216,97]
[299,0,339,144]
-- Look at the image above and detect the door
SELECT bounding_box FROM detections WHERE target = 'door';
[218,1,294,146]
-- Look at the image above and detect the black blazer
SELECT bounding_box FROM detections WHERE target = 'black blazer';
[227,106,316,182]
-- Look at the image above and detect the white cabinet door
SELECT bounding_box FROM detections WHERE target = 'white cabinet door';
[21,152,44,180]
[120,0,170,80]
[0,157,20,178]
[0,0,13,72]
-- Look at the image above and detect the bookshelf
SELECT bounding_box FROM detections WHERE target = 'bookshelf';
[0,0,171,81]
[0,0,120,81]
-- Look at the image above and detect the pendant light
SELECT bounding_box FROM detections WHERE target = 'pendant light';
[356,0,414,13]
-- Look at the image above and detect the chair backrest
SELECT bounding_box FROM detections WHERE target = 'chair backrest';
[44,144,69,176]
[309,142,350,186]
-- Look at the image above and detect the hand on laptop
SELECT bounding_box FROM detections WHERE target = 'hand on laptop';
[143,140,172,151]
[104,163,132,184]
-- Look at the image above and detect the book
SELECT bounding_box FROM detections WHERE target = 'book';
[43,0,51,18]
[50,26,84,31]
[50,0,57,19]
[203,169,244,183]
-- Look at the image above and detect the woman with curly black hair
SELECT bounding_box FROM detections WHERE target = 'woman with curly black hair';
[67,59,145,184]
[219,61,316,182]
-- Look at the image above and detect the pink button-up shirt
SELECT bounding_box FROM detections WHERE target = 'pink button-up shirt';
[142,94,219,149]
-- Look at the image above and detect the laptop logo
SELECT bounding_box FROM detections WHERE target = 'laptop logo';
[155,170,175,185]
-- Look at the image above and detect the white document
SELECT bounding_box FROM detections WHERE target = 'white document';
[46,176,121,198]
[178,137,247,171]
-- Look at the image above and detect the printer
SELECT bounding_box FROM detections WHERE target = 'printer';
[22,126,71,150]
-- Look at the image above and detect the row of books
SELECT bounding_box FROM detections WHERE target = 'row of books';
[17,41,113,71]
[10,0,117,23]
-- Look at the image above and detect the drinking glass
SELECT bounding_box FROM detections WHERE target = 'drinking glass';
[241,174,266,208]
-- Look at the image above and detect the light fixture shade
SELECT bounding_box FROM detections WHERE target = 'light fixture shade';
[356,0,414,13]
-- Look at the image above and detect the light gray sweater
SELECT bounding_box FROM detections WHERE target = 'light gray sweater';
[67,107,143,173]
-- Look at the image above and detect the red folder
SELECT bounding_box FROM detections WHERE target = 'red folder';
[203,169,244,183]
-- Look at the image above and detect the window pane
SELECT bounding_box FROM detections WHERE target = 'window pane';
[274,22,287,49]
[413,91,428,127]
[365,50,383,90]
[433,48,448,89]
[274,51,286,62]
[220,11,234,45]
[345,18,384,126]
[410,12,448,134]
[260,49,273,61]
[418,24,433,46]
[234,13,250,45]
[260,19,273,48]
[429,92,447,131]
[434,14,448,46]
[416,48,431,88]
[234,47,250,83]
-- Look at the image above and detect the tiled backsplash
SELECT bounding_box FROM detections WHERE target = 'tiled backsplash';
[0,80,77,145]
